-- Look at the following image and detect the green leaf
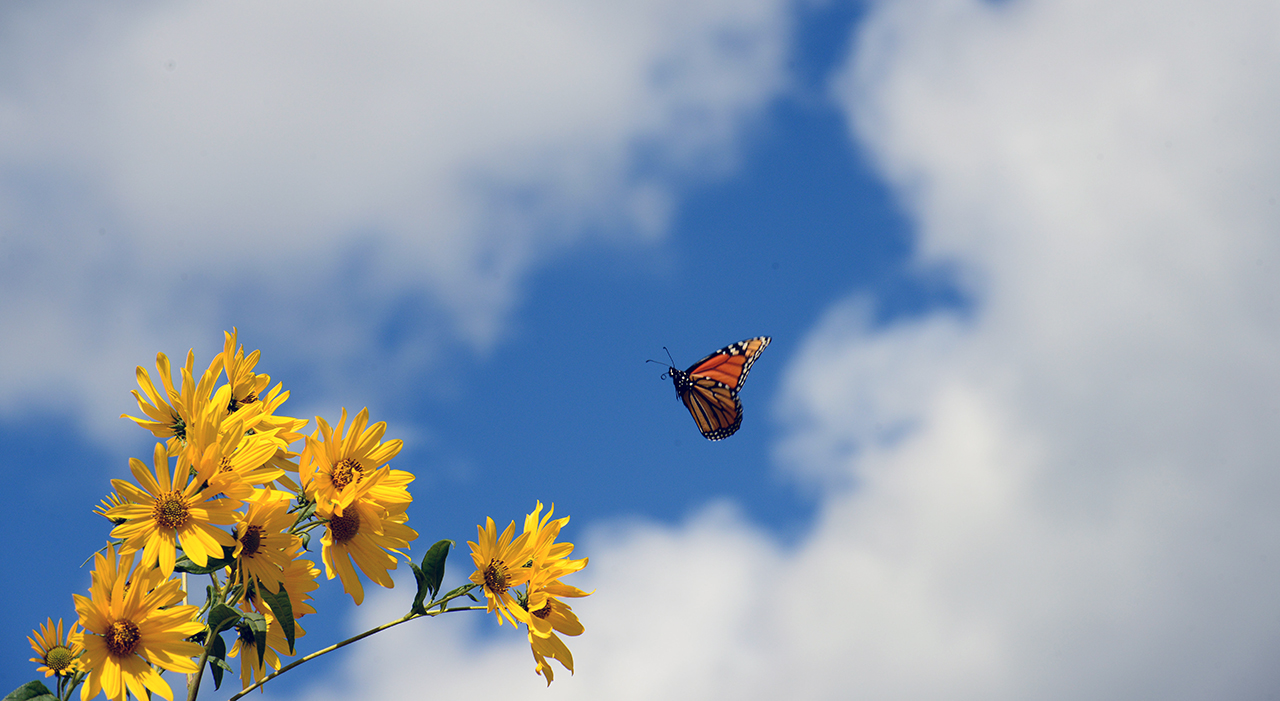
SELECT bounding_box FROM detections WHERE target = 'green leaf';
[208,631,227,690]
[174,545,237,574]
[291,499,317,528]
[241,610,268,671]
[3,681,55,701]
[211,654,235,674]
[258,583,296,654]
[419,540,452,601]
[207,603,242,636]
[409,562,429,616]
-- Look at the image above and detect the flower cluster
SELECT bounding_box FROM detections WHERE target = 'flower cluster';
[18,328,589,701]
[299,408,416,606]
[469,502,590,684]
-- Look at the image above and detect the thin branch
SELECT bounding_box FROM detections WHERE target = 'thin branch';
[226,604,486,700]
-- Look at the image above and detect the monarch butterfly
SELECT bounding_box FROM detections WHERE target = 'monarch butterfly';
[664,337,771,441]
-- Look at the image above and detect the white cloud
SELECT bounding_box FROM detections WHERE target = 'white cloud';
[805,0,1280,695]
[287,0,1280,698]
[808,0,1280,695]
[0,0,790,437]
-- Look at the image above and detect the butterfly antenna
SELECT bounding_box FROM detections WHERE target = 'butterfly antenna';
[645,358,671,380]
[648,346,677,380]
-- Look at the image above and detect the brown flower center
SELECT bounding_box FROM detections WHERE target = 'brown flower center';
[240,524,264,557]
[152,491,190,529]
[45,645,75,673]
[329,510,360,544]
[532,602,553,620]
[228,392,259,413]
[105,619,141,657]
[329,458,363,490]
[219,456,234,473]
[483,559,510,595]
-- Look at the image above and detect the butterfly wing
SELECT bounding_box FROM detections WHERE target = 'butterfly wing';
[683,336,771,392]
[669,336,770,441]
[679,377,743,441]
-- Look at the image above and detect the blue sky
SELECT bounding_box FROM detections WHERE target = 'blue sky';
[5,1,1280,699]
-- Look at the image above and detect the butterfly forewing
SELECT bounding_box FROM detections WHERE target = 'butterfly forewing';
[667,336,770,441]
[685,337,771,391]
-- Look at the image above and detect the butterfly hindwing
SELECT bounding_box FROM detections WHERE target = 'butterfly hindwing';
[680,377,742,440]
[668,336,770,441]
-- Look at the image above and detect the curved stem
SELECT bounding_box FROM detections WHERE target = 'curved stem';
[79,541,121,568]
[227,603,486,700]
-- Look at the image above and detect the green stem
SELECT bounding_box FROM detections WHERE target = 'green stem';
[59,671,83,701]
[79,540,122,568]
[227,591,483,700]
[186,570,231,701]
[185,623,222,701]
[292,521,325,537]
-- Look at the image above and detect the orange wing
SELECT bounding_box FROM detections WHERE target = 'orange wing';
[685,336,771,391]
[667,337,770,441]
[680,378,743,440]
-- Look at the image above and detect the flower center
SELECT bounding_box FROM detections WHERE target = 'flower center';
[329,458,364,490]
[45,645,74,673]
[219,456,234,473]
[483,559,510,595]
[236,621,257,646]
[105,619,141,657]
[228,392,259,413]
[329,510,360,544]
[532,602,552,620]
[152,491,190,529]
[240,524,264,557]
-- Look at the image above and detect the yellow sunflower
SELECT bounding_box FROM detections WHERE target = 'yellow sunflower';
[318,497,417,605]
[231,489,300,594]
[107,442,240,577]
[227,602,306,690]
[468,517,535,628]
[519,502,590,684]
[523,502,588,575]
[249,382,309,494]
[93,492,127,525]
[525,574,589,641]
[71,546,203,701]
[121,349,223,454]
[299,408,410,516]
[28,617,83,678]
[184,391,289,502]
[220,328,271,416]
[218,329,309,458]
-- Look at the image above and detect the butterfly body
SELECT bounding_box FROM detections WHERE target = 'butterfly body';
[667,336,770,441]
